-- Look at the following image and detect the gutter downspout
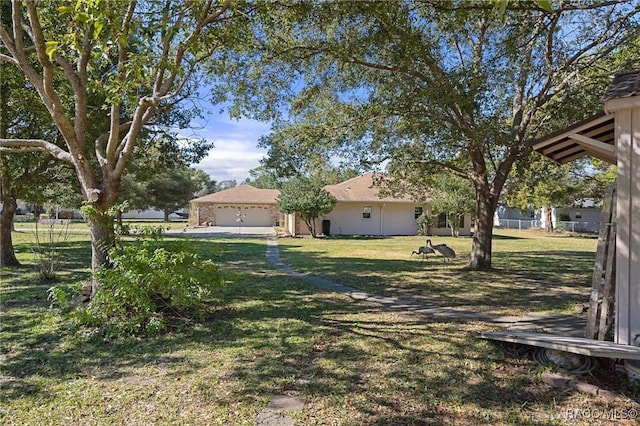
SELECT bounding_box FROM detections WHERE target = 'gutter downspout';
[380,203,386,236]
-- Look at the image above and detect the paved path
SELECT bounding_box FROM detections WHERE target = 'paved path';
[165,225,276,238]
[265,237,586,336]
[259,237,587,424]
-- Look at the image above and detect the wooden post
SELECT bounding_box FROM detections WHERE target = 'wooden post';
[586,186,616,340]
[604,99,640,347]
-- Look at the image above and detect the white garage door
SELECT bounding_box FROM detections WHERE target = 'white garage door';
[214,206,273,226]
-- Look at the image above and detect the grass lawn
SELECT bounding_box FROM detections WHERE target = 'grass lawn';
[277,229,599,316]
[1,228,638,425]
[12,218,189,233]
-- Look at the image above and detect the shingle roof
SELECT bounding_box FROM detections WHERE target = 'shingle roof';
[323,172,419,203]
[603,69,640,101]
[192,174,427,205]
[191,184,279,204]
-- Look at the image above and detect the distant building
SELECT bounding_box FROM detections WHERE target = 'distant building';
[190,173,473,237]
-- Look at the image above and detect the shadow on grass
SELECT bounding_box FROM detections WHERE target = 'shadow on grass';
[276,242,594,312]
[2,237,632,424]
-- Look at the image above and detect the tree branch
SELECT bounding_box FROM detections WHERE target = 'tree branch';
[0,139,73,162]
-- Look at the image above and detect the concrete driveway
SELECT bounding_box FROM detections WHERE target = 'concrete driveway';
[164,225,276,238]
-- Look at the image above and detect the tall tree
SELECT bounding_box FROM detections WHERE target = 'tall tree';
[0,56,72,266]
[277,176,336,237]
[428,173,476,237]
[506,156,616,232]
[192,169,217,198]
[121,135,211,219]
[0,1,257,287]
[219,0,640,269]
[129,165,198,221]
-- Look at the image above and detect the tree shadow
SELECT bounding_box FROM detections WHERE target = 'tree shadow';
[2,236,635,424]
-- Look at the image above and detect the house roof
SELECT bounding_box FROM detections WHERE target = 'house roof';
[603,69,640,100]
[192,173,427,205]
[191,184,279,204]
[323,172,420,203]
[529,69,640,165]
[528,112,615,164]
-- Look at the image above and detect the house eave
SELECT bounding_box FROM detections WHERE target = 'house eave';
[528,112,616,165]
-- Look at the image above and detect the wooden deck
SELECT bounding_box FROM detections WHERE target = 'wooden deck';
[480,331,640,360]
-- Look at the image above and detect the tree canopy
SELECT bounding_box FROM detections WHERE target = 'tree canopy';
[277,176,336,237]
[218,0,640,269]
[0,0,259,280]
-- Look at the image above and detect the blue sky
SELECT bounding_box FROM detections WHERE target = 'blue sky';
[188,112,272,184]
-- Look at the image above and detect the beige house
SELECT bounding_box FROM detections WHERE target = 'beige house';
[288,172,472,237]
[190,185,280,227]
[190,173,472,236]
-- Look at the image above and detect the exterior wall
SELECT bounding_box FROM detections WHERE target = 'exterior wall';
[553,207,601,233]
[291,202,471,236]
[321,202,408,236]
[606,99,640,346]
[193,203,278,227]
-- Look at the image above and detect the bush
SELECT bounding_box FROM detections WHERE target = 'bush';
[416,212,433,236]
[558,213,572,222]
[80,234,225,336]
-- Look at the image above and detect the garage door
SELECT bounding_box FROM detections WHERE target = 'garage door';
[214,205,273,226]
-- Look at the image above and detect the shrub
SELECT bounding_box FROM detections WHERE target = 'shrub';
[81,233,225,336]
[32,219,70,280]
[416,212,434,236]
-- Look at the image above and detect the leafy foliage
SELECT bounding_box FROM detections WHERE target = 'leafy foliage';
[429,174,476,237]
[80,230,225,336]
[218,1,640,269]
[277,177,336,237]
[1,0,253,273]
[416,211,434,236]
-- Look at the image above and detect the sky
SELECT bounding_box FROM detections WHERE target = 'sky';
[188,111,272,185]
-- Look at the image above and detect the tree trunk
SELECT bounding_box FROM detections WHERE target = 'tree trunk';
[0,195,20,267]
[543,206,554,232]
[469,192,497,270]
[164,208,170,221]
[87,212,115,294]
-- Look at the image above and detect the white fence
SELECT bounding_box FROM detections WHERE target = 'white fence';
[495,219,598,233]
[495,219,542,230]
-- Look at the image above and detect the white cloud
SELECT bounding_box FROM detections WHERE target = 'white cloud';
[195,139,267,183]
[190,114,272,183]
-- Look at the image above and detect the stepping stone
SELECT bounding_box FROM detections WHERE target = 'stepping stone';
[255,395,305,426]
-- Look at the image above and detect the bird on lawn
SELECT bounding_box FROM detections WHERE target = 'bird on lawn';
[426,239,456,262]
[411,245,435,260]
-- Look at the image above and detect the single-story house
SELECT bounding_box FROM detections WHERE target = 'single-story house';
[190,173,472,237]
[122,208,187,220]
[289,172,472,237]
[190,185,280,227]
[494,203,601,233]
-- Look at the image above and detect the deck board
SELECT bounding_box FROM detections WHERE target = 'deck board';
[480,331,640,360]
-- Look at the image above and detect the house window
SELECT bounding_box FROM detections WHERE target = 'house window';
[575,211,582,219]
[437,213,447,228]
[459,215,465,228]
[362,206,372,220]
[414,206,423,220]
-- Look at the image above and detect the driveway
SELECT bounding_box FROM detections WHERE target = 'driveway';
[164,225,276,238]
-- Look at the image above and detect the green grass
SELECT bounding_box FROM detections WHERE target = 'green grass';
[1,229,638,425]
[12,218,189,233]
[277,229,597,316]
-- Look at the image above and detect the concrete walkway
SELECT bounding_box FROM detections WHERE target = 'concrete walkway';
[259,237,587,424]
[165,225,276,238]
[265,237,587,336]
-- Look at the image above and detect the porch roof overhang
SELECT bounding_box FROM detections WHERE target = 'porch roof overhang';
[528,112,616,165]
